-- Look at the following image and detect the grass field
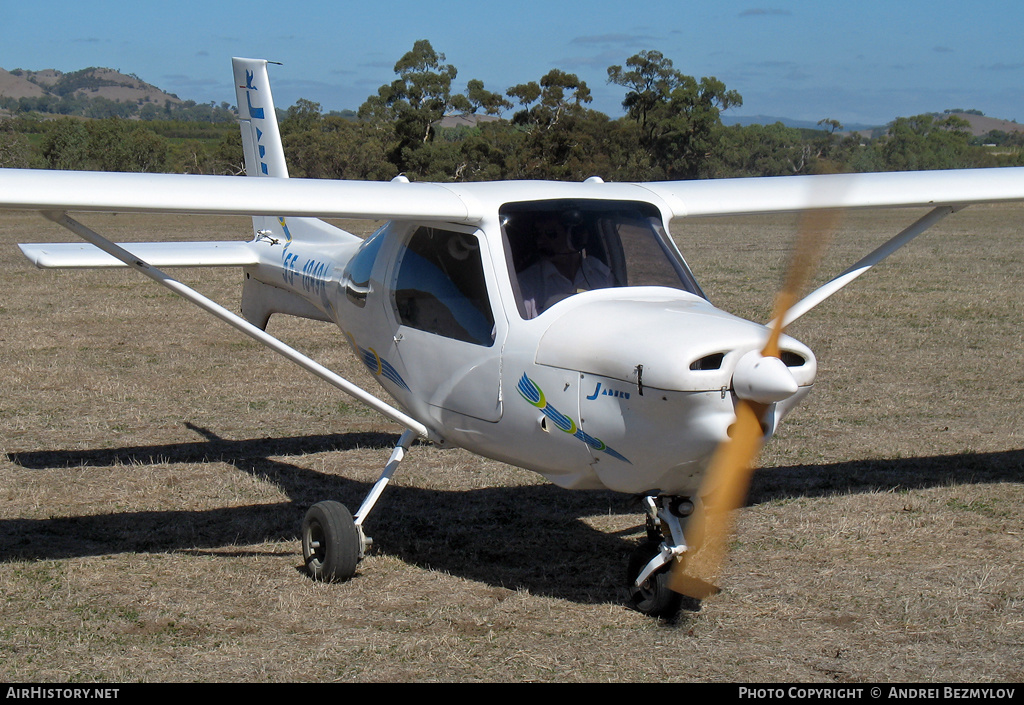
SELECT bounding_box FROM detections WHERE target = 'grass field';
[1,205,1022,682]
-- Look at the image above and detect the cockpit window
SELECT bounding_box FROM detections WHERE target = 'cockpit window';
[391,226,496,346]
[500,200,704,319]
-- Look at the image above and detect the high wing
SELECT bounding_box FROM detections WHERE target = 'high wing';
[640,167,1024,217]
[0,168,476,222]
[1,166,1023,223]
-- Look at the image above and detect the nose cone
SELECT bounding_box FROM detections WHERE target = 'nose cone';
[732,350,799,403]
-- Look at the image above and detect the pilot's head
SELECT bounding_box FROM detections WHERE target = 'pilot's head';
[535,214,582,255]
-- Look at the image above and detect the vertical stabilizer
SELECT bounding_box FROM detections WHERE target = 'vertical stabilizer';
[232,57,288,178]
[229,58,362,330]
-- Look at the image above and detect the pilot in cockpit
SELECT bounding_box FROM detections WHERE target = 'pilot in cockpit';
[517,212,614,319]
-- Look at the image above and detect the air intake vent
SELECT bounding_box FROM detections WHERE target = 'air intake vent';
[690,353,725,371]
[780,351,806,367]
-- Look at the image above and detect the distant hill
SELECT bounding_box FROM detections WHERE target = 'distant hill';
[0,69,49,100]
[0,66,182,106]
[941,111,1024,138]
[0,66,240,122]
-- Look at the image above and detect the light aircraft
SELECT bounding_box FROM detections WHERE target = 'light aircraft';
[3,58,1023,617]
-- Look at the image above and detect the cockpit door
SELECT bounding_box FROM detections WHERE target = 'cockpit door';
[383,224,506,423]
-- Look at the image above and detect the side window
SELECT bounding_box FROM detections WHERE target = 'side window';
[392,226,496,346]
[342,229,386,307]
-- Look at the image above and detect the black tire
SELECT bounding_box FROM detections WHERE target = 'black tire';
[626,540,683,618]
[302,501,361,582]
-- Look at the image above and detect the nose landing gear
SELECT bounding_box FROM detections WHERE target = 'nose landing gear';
[626,495,696,618]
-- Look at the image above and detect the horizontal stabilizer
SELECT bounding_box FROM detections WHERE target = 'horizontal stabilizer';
[18,241,258,269]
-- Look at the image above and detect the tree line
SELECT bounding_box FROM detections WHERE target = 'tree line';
[0,94,238,122]
[0,115,243,173]
[2,41,1021,179]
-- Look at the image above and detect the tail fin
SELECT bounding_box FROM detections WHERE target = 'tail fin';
[232,57,288,178]
[230,58,362,330]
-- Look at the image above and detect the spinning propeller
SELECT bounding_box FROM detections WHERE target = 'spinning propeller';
[669,207,842,599]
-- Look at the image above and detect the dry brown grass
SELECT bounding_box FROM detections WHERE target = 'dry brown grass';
[1,205,1022,682]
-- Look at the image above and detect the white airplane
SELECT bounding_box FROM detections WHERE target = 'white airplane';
[3,58,1023,617]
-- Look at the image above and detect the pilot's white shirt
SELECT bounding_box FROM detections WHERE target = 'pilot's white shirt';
[518,256,614,319]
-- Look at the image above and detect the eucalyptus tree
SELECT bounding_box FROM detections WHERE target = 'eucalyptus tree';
[359,39,508,176]
[608,50,741,179]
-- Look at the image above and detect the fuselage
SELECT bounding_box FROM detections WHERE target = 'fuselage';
[241,183,816,497]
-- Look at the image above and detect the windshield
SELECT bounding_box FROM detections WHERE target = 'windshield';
[500,199,704,319]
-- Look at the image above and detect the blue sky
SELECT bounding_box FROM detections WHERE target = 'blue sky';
[5,1,1023,127]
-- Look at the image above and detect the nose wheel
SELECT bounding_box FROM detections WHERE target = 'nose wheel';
[625,495,695,618]
[627,539,682,618]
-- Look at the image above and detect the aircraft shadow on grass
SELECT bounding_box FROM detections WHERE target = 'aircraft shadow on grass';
[5,423,1023,606]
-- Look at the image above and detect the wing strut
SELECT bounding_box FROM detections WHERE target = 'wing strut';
[779,205,960,326]
[42,211,430,439]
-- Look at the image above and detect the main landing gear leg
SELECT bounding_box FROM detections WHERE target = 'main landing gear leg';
[626,495,695,618]
[302,429,417,582]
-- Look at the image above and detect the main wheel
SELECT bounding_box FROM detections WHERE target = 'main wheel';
[626,540,682,618]
[302,501,361,582]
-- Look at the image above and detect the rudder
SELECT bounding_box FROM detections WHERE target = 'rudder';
[232,57,288,178]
